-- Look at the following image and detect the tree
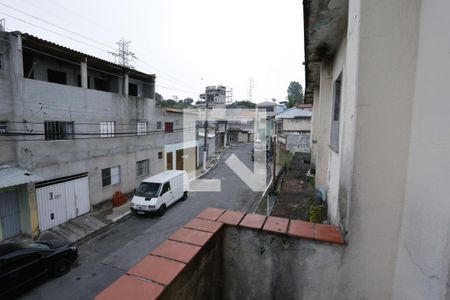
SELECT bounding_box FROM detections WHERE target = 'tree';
[155,93,164,102]
[226,101,256,109]
[183,98,194,105]
[287,81,304,108]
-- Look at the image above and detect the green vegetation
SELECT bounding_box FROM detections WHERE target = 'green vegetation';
[155,93,194,109]
[287,81,304,108]
[308,197,327,223]
[226,101,256,109]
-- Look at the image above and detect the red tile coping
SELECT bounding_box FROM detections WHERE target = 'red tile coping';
[288,219,314,240]
[127,255,186,286]
[151,240,201,263]
[315,223,345,244]
[263,216,289,234]
[169,227,213,246]
[217,210,246,225]
[239,214,267,230]
[95,207,345,299]
[184,217,223,233]
[196,207,226,221]
[95,274,164,300]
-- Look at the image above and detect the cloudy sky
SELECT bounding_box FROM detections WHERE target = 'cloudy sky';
[0,0,304,103]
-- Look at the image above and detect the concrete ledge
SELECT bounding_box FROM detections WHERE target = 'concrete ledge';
[95,207,345,300]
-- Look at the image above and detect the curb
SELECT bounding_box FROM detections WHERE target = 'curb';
[191,145,230,181]
[111,210,132,223]
[76,212,133,246]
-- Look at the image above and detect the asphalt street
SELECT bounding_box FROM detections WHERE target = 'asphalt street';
[18,143,263,300]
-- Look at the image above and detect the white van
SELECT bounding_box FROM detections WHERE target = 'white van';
[130,170,189,216]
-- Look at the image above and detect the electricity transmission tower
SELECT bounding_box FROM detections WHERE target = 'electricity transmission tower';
[109,38,137,69]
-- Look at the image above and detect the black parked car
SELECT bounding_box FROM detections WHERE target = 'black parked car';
[0,240,78,296]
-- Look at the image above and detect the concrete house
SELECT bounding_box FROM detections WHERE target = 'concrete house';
[0,31,192,239]
[306,0,450,298]
[275,107,312,153]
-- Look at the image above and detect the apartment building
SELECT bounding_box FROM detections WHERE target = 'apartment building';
[0,31,192,239]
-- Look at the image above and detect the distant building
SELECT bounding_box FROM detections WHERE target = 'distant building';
[197,85,227,108]
[275,108,312,153]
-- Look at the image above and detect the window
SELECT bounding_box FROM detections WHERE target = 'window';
[100,121,115,137]
[0,121,7,134]
[160,182,171,196]
[156,121,162,130]
[47,69,67,85]
[330,73,342,152]
[136,159,149,177]
[0,54,3,69]
[94,78,110,92]
[137,122,147,136]
[44,121,74,140]
[102,166,120,187]
[158,152,163,159]
[165,122,174,133]
[129,83,138,96]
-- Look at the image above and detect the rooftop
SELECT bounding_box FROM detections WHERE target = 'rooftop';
[274,107,312,119]
[10,31,156,82]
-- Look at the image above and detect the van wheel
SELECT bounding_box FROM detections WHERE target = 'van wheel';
[157,204,166,216]
[182,192,188,201]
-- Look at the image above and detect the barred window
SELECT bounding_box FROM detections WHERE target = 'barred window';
[136,159,149,177]
[156,121,162,130]
[102,166,120,187]
[100,121,115,137]
[44,121,74,140]
[137,122,147,136]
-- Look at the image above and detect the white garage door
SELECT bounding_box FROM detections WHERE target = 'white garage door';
[36,174,90,231]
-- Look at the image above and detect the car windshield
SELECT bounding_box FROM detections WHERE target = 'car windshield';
[135,182,161,198]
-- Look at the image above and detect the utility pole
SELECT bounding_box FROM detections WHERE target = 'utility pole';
[203,101,208,171]
[272,136,276,184]
[224,121,227,147]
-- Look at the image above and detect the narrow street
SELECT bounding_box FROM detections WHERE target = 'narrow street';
[18,143,262,300]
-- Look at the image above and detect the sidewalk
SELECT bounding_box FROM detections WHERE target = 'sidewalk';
[37,147,228,244]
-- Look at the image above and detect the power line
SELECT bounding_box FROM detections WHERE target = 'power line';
[0,6,201,94]
[0,2,117,51]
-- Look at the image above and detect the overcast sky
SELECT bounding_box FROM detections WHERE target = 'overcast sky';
[0,0,304,103]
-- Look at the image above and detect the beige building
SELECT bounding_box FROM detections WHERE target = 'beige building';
[305,0,450,298]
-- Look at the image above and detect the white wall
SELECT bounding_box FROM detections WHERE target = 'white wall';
[333,0,420,298]
[392,1,450,298]
[282,118,311,132]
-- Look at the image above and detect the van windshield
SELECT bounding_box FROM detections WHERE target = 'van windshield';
[135,182,161,198]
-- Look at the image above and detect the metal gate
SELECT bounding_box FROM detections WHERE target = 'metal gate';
[0,191,21,239]
[36,175,90,231]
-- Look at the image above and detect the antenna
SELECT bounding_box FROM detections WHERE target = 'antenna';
[108,38,137,69]
[247,77,254,102]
